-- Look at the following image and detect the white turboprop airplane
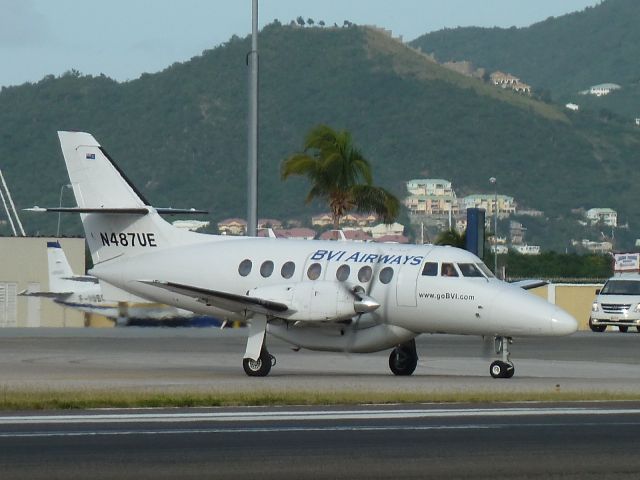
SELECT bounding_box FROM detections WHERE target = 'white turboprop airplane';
[32,131,578,378]
[19,240,203,323]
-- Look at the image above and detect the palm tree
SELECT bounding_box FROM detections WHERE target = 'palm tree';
[435,228,466,248]
[282,125,400,229]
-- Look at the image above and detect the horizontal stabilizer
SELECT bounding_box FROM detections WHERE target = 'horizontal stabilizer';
[26,207,149,214]
[140,280,289,315]
[155,208,209,215]
[27,207,207,215]
[18,289,71,298]
[61,275,100,284]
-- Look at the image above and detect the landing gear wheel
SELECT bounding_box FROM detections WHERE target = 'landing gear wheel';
[389,340,418,376]
[589,318,606,332]
[618,325,628,333]
[242,348,273,377]
[490,360,514,379]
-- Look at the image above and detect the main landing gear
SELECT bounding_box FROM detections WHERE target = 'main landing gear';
[242,347,276,377]
[243,314,276,377]
[389,339,418,376]
[489,336,514,379]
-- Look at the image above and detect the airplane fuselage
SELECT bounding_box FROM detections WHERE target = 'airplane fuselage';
[92,235,576,352]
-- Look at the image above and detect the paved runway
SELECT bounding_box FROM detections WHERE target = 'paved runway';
[0,328,638,395]
[1,402,639,479]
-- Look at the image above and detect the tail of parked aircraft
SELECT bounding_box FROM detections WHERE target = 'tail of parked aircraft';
[54,131,213,265]
[47,241,78,293]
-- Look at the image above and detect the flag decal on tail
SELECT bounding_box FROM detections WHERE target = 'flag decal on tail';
[86,153,95,159]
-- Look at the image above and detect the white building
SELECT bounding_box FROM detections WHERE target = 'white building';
[406,179,455,196]
[574,239,613,254]
[566,103,579,111]
[585,208,617,227]
[586,83,621,96]
[512,244,541,255]
[362,222,405,239]
[172,220,210,231]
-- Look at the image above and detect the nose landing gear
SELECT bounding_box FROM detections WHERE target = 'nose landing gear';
[489,336,514,379]
[389,339,418,376]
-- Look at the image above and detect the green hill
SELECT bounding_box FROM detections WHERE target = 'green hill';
[410,0,640,118]
[0,23,639,250]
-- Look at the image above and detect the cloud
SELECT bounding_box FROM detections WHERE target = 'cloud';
[0,0,52,47]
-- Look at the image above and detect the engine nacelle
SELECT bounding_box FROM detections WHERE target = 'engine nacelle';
[248,281,372,322]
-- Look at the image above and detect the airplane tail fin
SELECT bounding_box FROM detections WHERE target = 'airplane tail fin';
[56,131,210,265]
[47,241,77,293]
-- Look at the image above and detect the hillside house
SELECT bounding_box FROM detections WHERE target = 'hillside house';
[512,244,541,255]
[460,194,516,217]
[490,71,519,86]
[586,83,621,96]
[406,179,455,196]
[509,221,527,245]
[312,213,377,227]
[586,208,617,227]
[404,179,458,216]
[363,222,405,239]
[217,218,247,235]
[573,239,613,254]
[257,218,283,229]
[404,195,458,216]
[566,103,579,111]
[490,71,531,94]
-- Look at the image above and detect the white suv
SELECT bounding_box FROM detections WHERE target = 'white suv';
[590,273,640,333]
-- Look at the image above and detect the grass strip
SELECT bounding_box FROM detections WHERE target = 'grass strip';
[0,388,639,410]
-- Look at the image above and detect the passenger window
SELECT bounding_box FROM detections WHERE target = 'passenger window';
[358,266,372,283]
[260,260,274,278]
[422,262,437,276]
[238,259,252,277]
[379,267,394,284]
[336,264,350,282]
[281,261,295,279]
[307,263,322,280]
[441,263,459,277]
[458,263,484,277]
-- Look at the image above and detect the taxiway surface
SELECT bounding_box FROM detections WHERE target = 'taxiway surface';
[0,328,638,395]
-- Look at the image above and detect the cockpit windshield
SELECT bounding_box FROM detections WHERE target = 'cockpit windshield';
[601,280,640,295]
[476,263,495,278]
[457,263,485,277]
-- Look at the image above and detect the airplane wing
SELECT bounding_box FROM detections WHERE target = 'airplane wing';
[511,279,548,290]
[139,280,290,316]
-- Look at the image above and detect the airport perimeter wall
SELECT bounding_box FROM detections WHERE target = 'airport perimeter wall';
[0,237,86,327]
[530,284,602,330]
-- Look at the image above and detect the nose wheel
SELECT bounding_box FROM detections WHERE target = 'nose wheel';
[389,339,418,376]
[490,360,514,378]
[489,336,515,379]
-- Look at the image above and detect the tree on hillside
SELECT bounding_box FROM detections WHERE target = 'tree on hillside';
[282,124,400,229]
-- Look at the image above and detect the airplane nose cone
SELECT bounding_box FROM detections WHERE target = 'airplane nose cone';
[550,307,578,335]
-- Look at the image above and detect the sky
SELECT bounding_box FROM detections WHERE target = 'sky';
[0,0,601,88]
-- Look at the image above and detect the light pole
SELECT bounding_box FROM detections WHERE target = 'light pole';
[56,184,72,237]
[489,177,498,277]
